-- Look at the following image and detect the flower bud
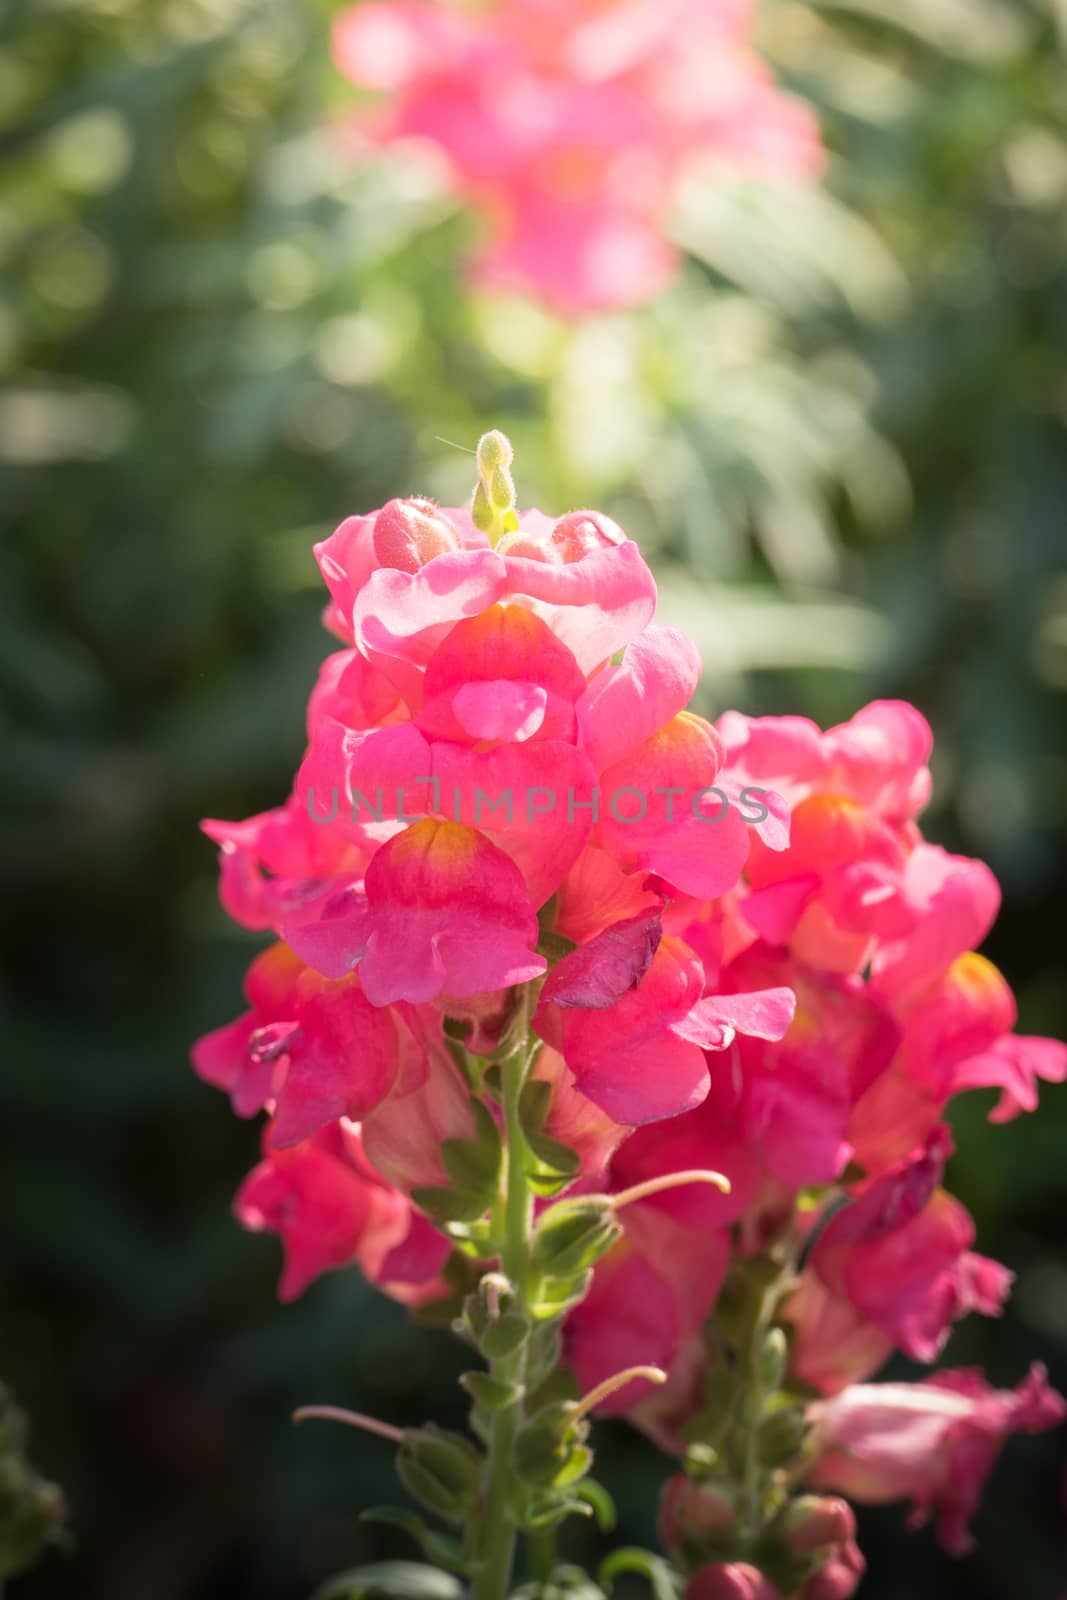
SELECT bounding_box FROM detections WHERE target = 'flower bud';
[530,1198,621,1278]
[372,496,460,572]
[471,479,494,533]
[685,1563,780,1600]
[757,1327,788,1394]
[396,1425,482,1522]
[660,1475,738,1554]
[550,509,626,562]
[758,1403,809,1466]
[476,429,512,474]
[488,463,516,512]
[778,1496,856,1557]
[802,1541,865,1600]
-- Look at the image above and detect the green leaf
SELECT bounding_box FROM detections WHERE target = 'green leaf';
[531,1201,620,1278]
[479,1312,529,1360]
[396,1427,482,1522]
[459,1370,525,1411]
[550,1444,593,1489]
[410,1185,491,1225]
[357,1509,467,1575]
[511,1567,605,1600]
[440,1100,503,1193]
[598,1549,682,1600]
[528,1270,593,1322]
[522,1494,595,1531]
[519,1078,553,1132]
[311,1559,465,1600]
[526,1131,581,1176]
[572,1479,616,1533]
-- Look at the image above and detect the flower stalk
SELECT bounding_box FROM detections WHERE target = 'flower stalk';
[470,1026,537,1600]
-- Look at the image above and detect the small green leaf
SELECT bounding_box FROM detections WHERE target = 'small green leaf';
[522,1493,595,1530]
[598,1548,682,1600]
[528,1270,593,1322]
[550,1444,592,1489]
[410,1185,490,1225]
[525,1129,581,1179]
[531,1200,619,1278]
[460,1370,525,1411]
[572,1478,617,1533]
[357,1509,466,1575]
[479,1312,529,1360]
[311,1559,465,1600]
[519,1077,553,1132]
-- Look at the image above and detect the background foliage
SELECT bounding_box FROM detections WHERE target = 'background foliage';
[2,0,1066,1595]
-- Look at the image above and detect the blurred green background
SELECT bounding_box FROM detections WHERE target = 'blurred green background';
[2,0,1066,1595]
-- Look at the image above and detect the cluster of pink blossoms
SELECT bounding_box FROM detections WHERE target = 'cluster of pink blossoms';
[193,469,1064,1596]
[331,0,822,311]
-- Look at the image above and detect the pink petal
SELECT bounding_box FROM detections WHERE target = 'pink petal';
[541,912,662,1009]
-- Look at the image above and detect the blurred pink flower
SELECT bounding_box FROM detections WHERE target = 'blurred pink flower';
[809,1364,1067,1555]
[331,0,822,311]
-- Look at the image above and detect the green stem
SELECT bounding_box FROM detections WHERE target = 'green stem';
[472,1036,535,1600]
[528,1524,558,1583]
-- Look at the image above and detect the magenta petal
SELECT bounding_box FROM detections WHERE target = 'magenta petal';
[282,886,372,980]
[577,1032,711,1125]
[270,984,406,1147]
[672,987,796,1050]
[353,548,507,662]
[501,539,657,673]
[357,819,546,1005]
[542,912,662,1009]
[577,623,701,773]
[451,679,548,742]
[741,875,819,943]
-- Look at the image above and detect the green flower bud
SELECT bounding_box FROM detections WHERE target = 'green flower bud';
[476,429,512,474]
[513,1409,591,1491]
[489,464,515,512]
[471,479,494,533]
[396,1426,482,1523]
[758,1405,810,1467]
[531,1199,621,1279]
[757,1327,788,1394]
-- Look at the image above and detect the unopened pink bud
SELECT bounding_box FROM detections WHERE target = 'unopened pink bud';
[802,1540,865,1600]
[551,509,627,562]
[661,1476,737,1553]
[685,1563,780,1600]
[781,1495,856,1556]
[372,497,460,572]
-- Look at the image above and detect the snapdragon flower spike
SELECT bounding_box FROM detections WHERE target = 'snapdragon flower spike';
[556,690,1063,1471]
[331,0,821,312]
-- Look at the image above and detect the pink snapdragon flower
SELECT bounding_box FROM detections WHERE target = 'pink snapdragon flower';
[809,1365,1067,1555]
[194,479,798,1291]
[564,1197,732,1417]
[331,0,821,311]
[235,1121,450,1302]
[562,693,1062,1434]
[806,1128,1012,1363]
